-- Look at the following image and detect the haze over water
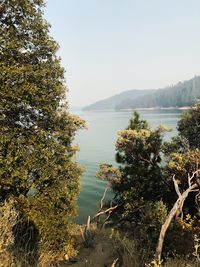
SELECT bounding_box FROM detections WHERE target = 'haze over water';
[74,109,183,224]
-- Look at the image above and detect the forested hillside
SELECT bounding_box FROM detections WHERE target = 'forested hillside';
[84,76,200,110]
[116,76,200,109]
[83,89,155,110]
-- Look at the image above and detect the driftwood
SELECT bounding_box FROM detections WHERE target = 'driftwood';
[155,170,200,265]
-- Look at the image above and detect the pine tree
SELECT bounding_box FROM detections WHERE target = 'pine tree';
[97,112,167,222]
[114,112,167,221]
[0,0,84,255]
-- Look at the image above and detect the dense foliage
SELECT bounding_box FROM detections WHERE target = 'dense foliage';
[0,0,84,258]
[113,112,168,221]
[98,105,200,260]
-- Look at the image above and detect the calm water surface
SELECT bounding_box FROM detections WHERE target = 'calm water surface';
[73,109,183,224]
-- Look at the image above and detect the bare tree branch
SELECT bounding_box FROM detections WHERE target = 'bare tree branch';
[173,175,181,197]
[188,173,191,187]
[92,205,118,222]
[155,169,200,265]
[99,187,109,210]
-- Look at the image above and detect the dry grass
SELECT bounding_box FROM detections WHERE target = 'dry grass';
[0,201,198,267]
[163,258,199,267]
[0,199,18,267]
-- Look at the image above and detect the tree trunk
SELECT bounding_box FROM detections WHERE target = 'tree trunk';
[155,183,197,265]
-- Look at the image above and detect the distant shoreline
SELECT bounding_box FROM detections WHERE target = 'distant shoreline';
[121,106,191,111]
[82,106,192,112]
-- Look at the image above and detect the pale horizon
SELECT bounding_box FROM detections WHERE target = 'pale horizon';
[45,0,200,107]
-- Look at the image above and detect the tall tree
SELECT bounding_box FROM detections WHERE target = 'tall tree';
[0,0,84,256]
[97,112,168,222]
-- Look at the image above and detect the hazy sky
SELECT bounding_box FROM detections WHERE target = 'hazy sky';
[45,0,200,107]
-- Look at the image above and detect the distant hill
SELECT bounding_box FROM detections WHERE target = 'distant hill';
[83,76,200,111]
[83,89,156,111]
[116,76,200,110]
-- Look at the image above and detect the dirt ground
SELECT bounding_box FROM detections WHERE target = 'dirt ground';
[63,231,118,267]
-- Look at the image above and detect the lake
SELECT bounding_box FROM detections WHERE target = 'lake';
[73,109,183,224]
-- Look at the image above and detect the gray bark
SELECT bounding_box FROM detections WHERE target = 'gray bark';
[155,183,198,265]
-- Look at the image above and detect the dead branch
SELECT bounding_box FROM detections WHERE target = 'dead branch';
[86,215,91,231]
[99,187,109,210]
[173,175,184,219]
[188,169,200,183]
[111,258,119,267]
[79,226,86,243]
[188,173,192,187]
[102,211,113,228]
[92,205,118,222]
[173,175,181,197]
[155,175,199,266]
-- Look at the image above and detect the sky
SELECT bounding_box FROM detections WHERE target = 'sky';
[45,0,200,107]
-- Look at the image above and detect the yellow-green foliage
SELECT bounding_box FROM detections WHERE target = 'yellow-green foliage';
[97,112,168,222]
[0,0,85,256]
[168,149,200,175]
[97,109,200,263]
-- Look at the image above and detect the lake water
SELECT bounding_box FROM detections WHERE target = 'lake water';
[73,109,183,224]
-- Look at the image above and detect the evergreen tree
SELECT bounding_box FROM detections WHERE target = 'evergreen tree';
[115,112,168,221]
[163,103,200,220]
[98,112,167,222]
[178,103,200,149]
[0,0,84,255]
[96,112,169,256]
[97,109,200,259]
